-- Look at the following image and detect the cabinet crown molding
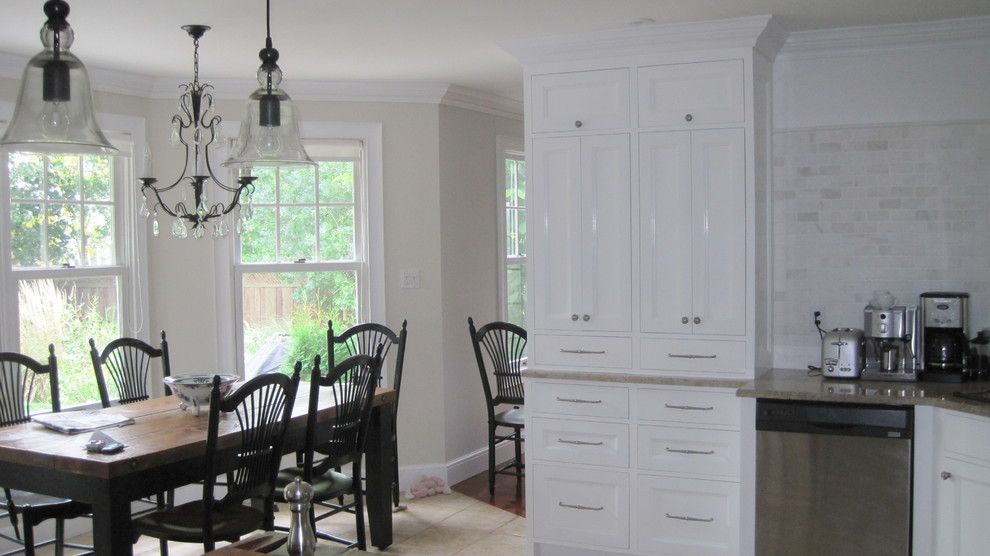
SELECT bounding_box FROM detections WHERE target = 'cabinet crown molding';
[501,15,787,66]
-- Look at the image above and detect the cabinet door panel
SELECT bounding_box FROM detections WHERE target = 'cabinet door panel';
[531,69,630,133]
[638,59,745,128]
[691,129,746,336]
[581,134,631,332]
[532,137,583,330]
[640,131,693,334]
[935,456,990,556]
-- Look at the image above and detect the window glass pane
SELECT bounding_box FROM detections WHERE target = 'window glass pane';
[516,209,527,256]
[506,262,527,329]
[279,166,316,204]
[84,205,114,265]
[279,207,317,262]
[9,153,44,200]
[319,161,354,203]
[47,155,80,201]
[11,203,43,267]
[250,167,277,203]
[242,271,358,376]
[18,277,120,407]
[81,156,112,201]
[241,206,277,263]
[319,206,355,261]
[47,203,81,266]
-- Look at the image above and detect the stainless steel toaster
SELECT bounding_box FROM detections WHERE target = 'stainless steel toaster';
[822,328,865,378]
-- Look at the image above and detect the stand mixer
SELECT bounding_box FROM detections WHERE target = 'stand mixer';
[861,305,920,382]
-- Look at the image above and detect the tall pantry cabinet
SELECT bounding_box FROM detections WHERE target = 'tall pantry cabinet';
[504,16,785,556]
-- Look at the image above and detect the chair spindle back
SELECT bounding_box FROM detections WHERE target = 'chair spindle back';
[0,345,59,427]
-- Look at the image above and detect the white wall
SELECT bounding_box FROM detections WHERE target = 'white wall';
[770,27,990,369]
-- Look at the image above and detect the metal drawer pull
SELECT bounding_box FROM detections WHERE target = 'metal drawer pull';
[666,447,715,455]
[664,403,715,411]
[941,471,952,480]
[558,438,604,446]
[560,349,606,354]
[668,353,717,359]
[556,397,602,404]
[665,512,713,523]
[559,502,603,511]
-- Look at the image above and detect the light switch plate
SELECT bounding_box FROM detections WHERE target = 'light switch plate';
[400,269,421,289]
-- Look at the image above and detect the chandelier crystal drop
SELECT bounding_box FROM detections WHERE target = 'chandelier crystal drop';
[0,0,117,154]
[139,25,256,239]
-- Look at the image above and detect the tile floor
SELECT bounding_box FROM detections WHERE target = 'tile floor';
[42,491,524,555]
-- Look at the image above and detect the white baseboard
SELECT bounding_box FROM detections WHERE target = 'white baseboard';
[398,440,519,493]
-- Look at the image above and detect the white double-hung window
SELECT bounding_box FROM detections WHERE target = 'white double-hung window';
[497,137,526,328]
[231,131,383,377]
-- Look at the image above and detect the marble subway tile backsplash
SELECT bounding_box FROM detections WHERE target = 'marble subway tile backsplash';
[772,122,990,368]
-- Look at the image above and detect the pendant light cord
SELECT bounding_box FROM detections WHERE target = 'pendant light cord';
[266,0,272,41]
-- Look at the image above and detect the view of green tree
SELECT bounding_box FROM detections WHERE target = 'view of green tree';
[504,157,527,329]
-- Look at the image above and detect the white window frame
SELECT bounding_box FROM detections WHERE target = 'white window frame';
[496,135,525,323]
[215,122,385,374]
[0,104,151,402]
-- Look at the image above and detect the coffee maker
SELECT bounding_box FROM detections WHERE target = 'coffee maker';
[861,305,920,381]
[920,292,970,382]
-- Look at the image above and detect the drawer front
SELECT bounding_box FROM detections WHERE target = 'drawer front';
[641,337,747,375]
[939,410,990,465]
[534,334,632,369]
[531,69,630,133]
[638,59,745,128]
[637,388,740,428]
[528,381,629,419]
[638,425,739,479]
[636,475,740,556]
[531,417,629,467]
[533,464,630,549]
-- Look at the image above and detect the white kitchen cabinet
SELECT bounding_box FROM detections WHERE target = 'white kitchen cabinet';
[638,59,745,128]
[636,475,740,556]
[934,456,990,556]
[532,463,631,549]
[531,68,630,133]
[640,128,746,336]
[531,134,631,334]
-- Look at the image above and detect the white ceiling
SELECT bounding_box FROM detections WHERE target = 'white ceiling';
[1,0,988,103]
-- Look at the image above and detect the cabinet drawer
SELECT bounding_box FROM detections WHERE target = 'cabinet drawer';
[637,425,739,479]
[637,388,740,428]
[534,334,632,369]
[528,381,629,418]
[531,418,629,467]
[533,464,629,549]
[531,69,630,133]
[638,59,745,127]
[939,410,990,466]
[641,337,746,375]
[636,475,740,555]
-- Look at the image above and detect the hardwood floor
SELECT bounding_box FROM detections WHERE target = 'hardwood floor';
[451,467,525,518]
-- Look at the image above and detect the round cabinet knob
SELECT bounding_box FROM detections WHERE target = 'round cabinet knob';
[685,114,694,122]
[574,120,583,128]
[681,317,689,324]
[582,314,590,322]
[694,317,702,325]
[941,471,952,480]
[571,314,579,321]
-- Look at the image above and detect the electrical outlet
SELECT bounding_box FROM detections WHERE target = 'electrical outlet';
[400,269,421,289]
[812,308,825,330]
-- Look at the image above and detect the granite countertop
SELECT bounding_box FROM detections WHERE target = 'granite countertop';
[740,368,990,419]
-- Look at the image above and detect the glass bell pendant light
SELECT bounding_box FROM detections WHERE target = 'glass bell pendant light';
[225,0,313,168]
[0,0,117,154]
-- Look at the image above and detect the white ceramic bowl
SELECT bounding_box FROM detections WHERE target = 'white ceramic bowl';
[163,374,239,416]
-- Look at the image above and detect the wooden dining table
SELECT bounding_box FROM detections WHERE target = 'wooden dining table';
[0,385,396,555]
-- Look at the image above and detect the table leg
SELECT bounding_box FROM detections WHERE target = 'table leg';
[365,403,394,549]
[91,481,135,555]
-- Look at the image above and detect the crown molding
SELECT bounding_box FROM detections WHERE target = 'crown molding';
[0,51,522,117]
[778,15,990,60]
[501,15,786,65]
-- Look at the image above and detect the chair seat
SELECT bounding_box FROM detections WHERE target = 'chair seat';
[0,490,90,525]
[132,500,265,544]
[495,407,525,427]
[275,468,353,503]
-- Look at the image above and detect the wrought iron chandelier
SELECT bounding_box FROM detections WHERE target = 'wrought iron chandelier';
[0,0,117,154]
[139,25,256,239]
[225,0,314,168]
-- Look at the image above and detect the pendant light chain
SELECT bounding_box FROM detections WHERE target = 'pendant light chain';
[192,35,200,89]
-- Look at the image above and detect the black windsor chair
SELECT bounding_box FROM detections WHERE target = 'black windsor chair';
[468,318,526,495]
[131,367,301,554]
[89,330,172,408]
[0,345,93,556]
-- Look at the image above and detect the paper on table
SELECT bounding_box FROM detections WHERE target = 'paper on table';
[32,411,135,434]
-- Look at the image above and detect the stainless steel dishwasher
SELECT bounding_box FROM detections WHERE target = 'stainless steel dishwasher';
[756,399,913,555]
